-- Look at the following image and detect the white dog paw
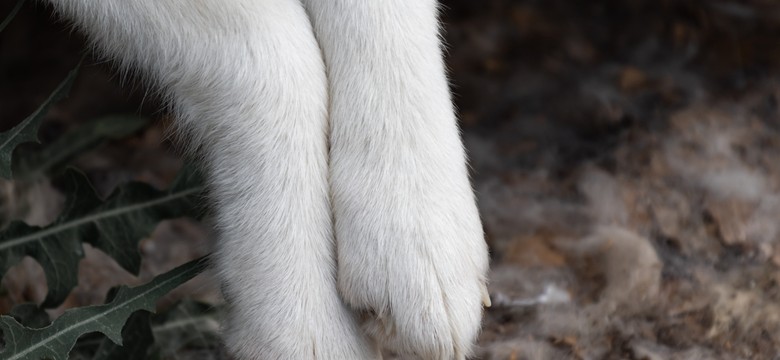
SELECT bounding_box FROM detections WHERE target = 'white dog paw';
[334,191,490,359]
[359,279,490,360]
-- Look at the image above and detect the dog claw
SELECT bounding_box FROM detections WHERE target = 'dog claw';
[481,285,492,308]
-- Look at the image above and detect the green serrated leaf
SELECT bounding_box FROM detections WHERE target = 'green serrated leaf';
[0,256,208,360]
[14,115,149,181]
[0,167,204,307]
[91,311,154,360]
[0,0,26,33]
[0,64,80,179]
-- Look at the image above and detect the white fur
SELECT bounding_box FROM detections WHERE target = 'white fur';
[43,0,489,358]
[302,1,490,358]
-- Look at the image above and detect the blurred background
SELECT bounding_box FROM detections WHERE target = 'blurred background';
[2,0,780,358]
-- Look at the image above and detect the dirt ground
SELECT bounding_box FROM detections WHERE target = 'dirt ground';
[2,0,780,359]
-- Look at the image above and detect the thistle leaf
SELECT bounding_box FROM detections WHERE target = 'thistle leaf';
[0,65,79,179]
[0,168,204,307]
[90,308,154,360]
[0,256,208,360]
